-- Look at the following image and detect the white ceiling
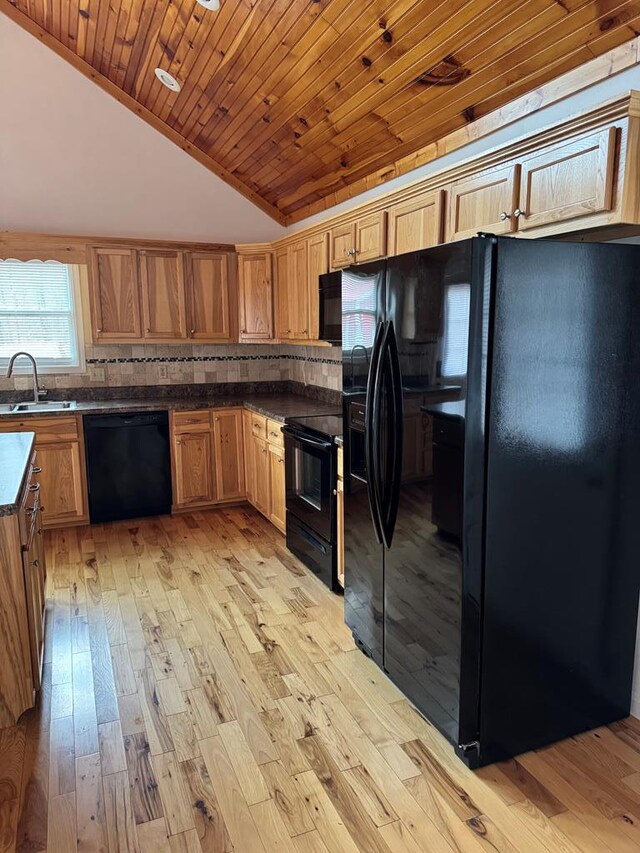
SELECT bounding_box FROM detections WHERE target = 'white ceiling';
[0,13,286,245]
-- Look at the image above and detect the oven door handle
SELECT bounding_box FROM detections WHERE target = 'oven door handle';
[365,320,385,545]
[281,427,333,450]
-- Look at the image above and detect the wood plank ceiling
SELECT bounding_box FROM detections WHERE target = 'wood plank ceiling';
[3,0,640,224]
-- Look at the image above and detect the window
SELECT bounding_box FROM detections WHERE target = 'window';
[0,260,83,372]
[441,282,470,378]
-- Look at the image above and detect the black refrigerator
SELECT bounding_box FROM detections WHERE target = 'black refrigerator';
[342,236,640,768]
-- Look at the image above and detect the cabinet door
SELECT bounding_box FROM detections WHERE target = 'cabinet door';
[88,247,141,341]
[185,252,231,341]
[140,250,187,339]
[274,246,292,340]
[243,409,256,506]
[253,436,270,516]
[291,240,310,339]
[212,410,245,501]
[238,254,274,340]
[356,211,387,263]
[268,444,286,533]
[307,232,328,341]
[518,128,617,231]
[448,165,519,240]
[330,222,357,269]
[22,525,45,689]
[37,441,87,528]
[173,431,215,508]
[388,190,445,255]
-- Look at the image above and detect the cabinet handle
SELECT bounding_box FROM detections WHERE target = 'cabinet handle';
[278,458,284,464]
[28,483,40,493]
[499,211,510,221]
[31,559,39,568]
[32,466,42,474]
[301,329,307,334]
[514,208,525,218]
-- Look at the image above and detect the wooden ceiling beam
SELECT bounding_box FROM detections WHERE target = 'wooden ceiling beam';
[0,0,287,225]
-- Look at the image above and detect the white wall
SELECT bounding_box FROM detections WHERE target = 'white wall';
[0,14,286,244]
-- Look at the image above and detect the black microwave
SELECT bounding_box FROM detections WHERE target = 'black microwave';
[319,271,341,344]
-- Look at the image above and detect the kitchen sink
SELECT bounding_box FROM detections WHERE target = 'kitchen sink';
[5,400,78,413]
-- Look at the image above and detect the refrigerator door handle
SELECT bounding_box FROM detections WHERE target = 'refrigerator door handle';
[365,320,385,545]
[381,319,403,548]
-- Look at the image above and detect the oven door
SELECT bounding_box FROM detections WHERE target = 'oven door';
[283,426,335,541]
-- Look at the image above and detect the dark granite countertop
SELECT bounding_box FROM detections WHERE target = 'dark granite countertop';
[0,432,35,516]
[0,393,339,424]
[421,400,466,421]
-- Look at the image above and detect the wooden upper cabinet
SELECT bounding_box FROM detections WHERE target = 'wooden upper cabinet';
[387,190,445,255]
[330,222,357,269]
[330,213,386,268]
[448,165,520,241]
[308,232,329,341]
[238,252,274,341]
[275,246,292,340]
[185,252,232,341]
[173,430,215,508]
[291,241,310,339]
[88,247,141,341]
[140,250,187,339]
[356,211,387,263]
[212,409,245,501]
[517,128,617,231]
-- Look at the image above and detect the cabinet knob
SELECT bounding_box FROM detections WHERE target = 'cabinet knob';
[301,329,307,334]
[278,458,283,464]
[499,211,510,221]
[333,488,337,496]
[96,328,103,333]
[31,559,39,568]
[176,439,183,445]
[190,329,195,336]
[514,208,525,218]
[215,416,220,422]
[146,328,151,333]
[241,328,246,334]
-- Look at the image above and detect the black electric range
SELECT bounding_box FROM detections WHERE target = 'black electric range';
[282,413,342,592]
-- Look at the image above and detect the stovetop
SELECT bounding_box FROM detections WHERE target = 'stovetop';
[286,412,343,439]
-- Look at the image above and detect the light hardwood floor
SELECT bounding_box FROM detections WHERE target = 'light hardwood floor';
[2,506,640,852]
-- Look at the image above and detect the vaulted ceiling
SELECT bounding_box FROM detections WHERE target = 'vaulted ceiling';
[3,0,640,224]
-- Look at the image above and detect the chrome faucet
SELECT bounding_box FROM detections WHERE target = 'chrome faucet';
[6,352,47,404]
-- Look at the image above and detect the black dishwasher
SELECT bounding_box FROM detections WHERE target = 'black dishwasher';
[84,411,172,523]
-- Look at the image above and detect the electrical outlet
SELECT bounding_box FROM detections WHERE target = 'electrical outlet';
[89,365,105,382]
[158,365,168,380]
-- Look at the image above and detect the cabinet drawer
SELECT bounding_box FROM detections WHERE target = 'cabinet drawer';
[250,414,267,439]
[0,416,79,443]
[173,410,211,432]
[266,419,284,447]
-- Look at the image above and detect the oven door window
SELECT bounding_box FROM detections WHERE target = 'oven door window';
[296,446,323,510]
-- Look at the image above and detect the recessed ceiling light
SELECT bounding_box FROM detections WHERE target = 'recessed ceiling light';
[195,0,220,9]
[154,68,181,92]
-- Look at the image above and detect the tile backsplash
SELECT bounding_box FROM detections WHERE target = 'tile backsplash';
[0,343,343,395]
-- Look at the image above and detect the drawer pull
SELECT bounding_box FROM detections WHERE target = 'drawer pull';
[31,559,39,568]
[32,466,42,474]
[28,483,40,493]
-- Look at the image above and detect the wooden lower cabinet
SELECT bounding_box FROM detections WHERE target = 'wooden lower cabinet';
[0,448,45,726]
[268,444,286,533]
[172,430,216,508]
[171,408,245,510]
[0,416,88,529]
[212,410,245,500]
